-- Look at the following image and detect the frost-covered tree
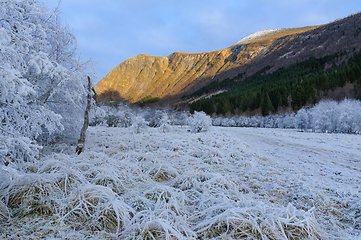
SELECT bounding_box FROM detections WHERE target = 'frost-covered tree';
[189,111,212,133]
[295,99,361,133]
[295,108,312,131]
[1,0,94,137]
[90,103,135,128]
[281,113,296,129]
[130,115,149,134]
[336,99,361,133]
[171,111,189,127]
[157,111,172,132]
[212,116,236,127]
[235,116,250,127]
[0,0,94,164]
[310,101,338,133]
[210,99,360,133]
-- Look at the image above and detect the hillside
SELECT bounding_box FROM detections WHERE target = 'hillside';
[95,13,361,105]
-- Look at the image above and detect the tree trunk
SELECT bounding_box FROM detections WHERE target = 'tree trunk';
[76,76,92,155]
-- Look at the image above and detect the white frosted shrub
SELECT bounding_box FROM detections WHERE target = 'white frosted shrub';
[249,116,262,127]
[296,99,361,133]
[296,108,312,131]
[90,104,135,128]
[171,111,189,126]
[235,116,250,127]
[0,0,94,142]
[212,117,222,126]
[336,99,361,133]
[189,111,212,133]
[158,111,173,133]
[282,112,296,128]
[142,108,164,127]
[90,105,188,131]
[130,115,149,134]
[222,117,236,127]
[311,100,338,133]
[89,105,108,126]
[211,116,234,127]
[264,115,277,128]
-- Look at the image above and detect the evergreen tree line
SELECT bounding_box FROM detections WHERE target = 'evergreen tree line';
[190,51,361,116]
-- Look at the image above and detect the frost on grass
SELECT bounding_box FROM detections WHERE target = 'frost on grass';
[0,200,9,220]
[195,203,321,239]
[1,126,360,239]
[62,184,134,233]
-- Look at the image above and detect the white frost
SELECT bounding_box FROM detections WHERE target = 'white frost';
[1,126,360,239]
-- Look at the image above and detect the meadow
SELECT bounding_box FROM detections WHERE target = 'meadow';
[1,125,360,239]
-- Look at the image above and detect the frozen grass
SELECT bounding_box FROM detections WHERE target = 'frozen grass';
[1,126,360,239]
[62,184,134,233]
[0,200,9,219]
[194,203,321,239]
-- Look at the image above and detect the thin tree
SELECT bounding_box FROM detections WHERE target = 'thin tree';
[76,76,92,155]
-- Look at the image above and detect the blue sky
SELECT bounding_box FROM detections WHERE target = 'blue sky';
[42,0,361,83]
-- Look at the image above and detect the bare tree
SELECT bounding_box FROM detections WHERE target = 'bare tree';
[76,76,92,154]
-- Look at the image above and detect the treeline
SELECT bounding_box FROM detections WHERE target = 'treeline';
[90,99,361,134]
[190,50,361,116]
[211,99,361,134]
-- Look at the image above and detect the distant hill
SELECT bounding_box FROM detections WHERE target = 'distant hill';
[95,13,361,112]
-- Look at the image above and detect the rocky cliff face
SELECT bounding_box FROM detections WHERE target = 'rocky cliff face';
[95,13,361,104]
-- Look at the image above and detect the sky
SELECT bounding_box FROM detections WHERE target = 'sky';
[42,0,361,83]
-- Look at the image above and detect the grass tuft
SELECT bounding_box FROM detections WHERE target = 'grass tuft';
[195,203,323,239]
[62,184,134,233]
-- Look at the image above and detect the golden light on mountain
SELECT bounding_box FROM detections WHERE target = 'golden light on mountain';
[95,13,361,105]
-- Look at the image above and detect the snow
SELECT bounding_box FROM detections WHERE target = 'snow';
[1,125,360,239]
[279,51,294,59]
[235,29,280,45]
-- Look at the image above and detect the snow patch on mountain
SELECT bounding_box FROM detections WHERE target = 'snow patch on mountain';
[235,29,280,45]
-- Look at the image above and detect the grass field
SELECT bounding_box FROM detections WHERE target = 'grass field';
[1,126,360,239]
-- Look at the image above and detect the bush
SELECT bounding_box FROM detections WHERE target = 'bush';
[90,104,134,128]
[295,99,361,133]
[189,111,212,133]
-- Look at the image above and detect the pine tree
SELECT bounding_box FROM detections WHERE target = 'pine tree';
[261,92,274,116]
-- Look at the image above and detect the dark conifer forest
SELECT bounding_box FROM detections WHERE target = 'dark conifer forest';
[189,50,361,116]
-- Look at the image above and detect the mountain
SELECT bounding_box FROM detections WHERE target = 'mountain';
[95,13,361,105]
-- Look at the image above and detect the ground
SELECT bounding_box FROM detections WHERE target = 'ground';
[1,126,360,239]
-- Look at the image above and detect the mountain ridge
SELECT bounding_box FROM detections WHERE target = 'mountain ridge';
[95,13,361,105]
